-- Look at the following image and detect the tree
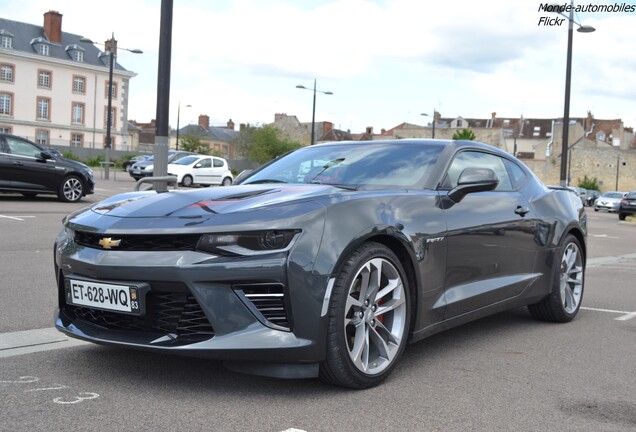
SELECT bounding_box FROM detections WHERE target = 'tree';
[179,134,209,155]
[233,124,301,164]
[452,128,476,140]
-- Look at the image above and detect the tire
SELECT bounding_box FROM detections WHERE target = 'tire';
[319,242,410,389]
[528,234,584,323]
[222,177,233,186]
[619,213,626,221]
[181,175,193,188]
[58,175,84,203]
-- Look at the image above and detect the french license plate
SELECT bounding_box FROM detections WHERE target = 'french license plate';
[65,279,141,314]
[132,169,140,174]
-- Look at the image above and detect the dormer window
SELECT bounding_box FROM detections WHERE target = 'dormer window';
[65,44,85,62]
[1,30,15,49]
[596,131,606,141]
[31,37,51,56]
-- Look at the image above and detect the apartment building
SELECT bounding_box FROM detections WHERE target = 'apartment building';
[0,11,137,150]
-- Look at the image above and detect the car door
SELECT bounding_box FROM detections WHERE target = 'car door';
[0,137,13,188]
[5,135,60,192]
[439,150,540,319]
[192,157,213,184]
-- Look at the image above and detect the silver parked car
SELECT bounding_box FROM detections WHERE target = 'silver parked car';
[594,191,627,213]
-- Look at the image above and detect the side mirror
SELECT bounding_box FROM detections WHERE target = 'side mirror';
[448,168,499,203]
[234,169,253,184]
[39,151,53,160]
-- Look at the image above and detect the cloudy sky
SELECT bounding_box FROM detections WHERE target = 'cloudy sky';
[4,0,635,133]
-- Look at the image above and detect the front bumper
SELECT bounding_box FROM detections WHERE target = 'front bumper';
[54,237,329,364]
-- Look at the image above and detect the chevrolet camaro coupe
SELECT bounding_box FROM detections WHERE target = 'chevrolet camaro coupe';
[54,139,587,388]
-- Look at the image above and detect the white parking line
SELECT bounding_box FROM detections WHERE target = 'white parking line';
[0,215,35,221]
[580,307,636,321]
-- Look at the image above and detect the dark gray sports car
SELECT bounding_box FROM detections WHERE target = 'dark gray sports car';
[54,139,587,388]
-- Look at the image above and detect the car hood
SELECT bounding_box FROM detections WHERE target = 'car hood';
[89,184,339,218]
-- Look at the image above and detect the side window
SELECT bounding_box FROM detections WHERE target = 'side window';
[505,159,527,189]
[213,158,224,168]
[6,137,41,158]
[198,159,211,168]
[444,151,512,191]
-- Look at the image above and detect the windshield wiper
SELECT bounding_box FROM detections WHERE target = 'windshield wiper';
[310,182,358,191]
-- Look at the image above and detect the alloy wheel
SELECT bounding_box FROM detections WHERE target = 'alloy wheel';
[560,242,584,314]
[343,257,407,375]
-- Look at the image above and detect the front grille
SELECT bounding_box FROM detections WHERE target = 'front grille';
[65,289,214,344]
[74,231,200,251]
[234,283,290,330]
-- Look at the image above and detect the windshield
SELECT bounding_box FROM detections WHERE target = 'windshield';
[243,142,444,188]
[603,192,624,199]
[174,156,199,166]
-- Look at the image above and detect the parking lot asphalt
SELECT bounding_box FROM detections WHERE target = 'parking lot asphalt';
[1,172,635,431]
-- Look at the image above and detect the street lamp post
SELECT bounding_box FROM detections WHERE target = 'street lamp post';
[80,34,142,180]
[175,102,191,150]
[296,79,333,145]
[555,1,595,186]
[420,110,437,138]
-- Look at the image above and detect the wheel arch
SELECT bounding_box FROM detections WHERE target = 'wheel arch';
[330,233,420,334]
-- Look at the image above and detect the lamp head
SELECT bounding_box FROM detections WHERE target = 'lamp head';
[577,25,595,33]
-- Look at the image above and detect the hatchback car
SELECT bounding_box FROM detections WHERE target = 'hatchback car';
[594,191,626,213]
[167,155,233,187]
[585,190,600,207]
[122,155,151,172]
[618,191,636,220]
[0,133,95,202]
[129,150,195,181]
[55,139,586,388]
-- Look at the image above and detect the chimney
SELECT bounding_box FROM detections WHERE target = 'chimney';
[323,121,333,135]
[366,126,373,135]
[227,119,235,130]
[43,10,63,44]
[198,115,209,131]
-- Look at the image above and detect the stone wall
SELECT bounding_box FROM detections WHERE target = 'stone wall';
[524,147,636,192]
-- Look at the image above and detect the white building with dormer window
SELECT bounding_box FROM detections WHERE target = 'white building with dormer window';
[0,10,137,150]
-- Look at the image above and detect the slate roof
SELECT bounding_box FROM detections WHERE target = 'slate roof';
[0,16,129,71]
[179,124,239,142]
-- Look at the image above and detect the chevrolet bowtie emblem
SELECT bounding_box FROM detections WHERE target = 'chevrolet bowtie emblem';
[98,237,122,249]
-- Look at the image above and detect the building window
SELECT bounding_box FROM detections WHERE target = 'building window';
[73,75,86,93]
[39,44,49,56]
[457,120,463,128]
[38,70,52,88]
[72,102,85,125]
[0,126,11,133]
[0,92,12,115]
[1,63,14,82]
[1,35,12,49]
[37,97,50,120]
[105,81,118,99]
[35,129,49,145]
[104,107,116,128]
[74,50,84,62]
[71,133,83,147]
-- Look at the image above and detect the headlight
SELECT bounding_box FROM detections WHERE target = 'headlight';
[146,164,154,171]
[196,230,300,256]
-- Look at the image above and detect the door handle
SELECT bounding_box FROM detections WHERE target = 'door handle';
[12,161,23,167]
[515,206,530,216]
